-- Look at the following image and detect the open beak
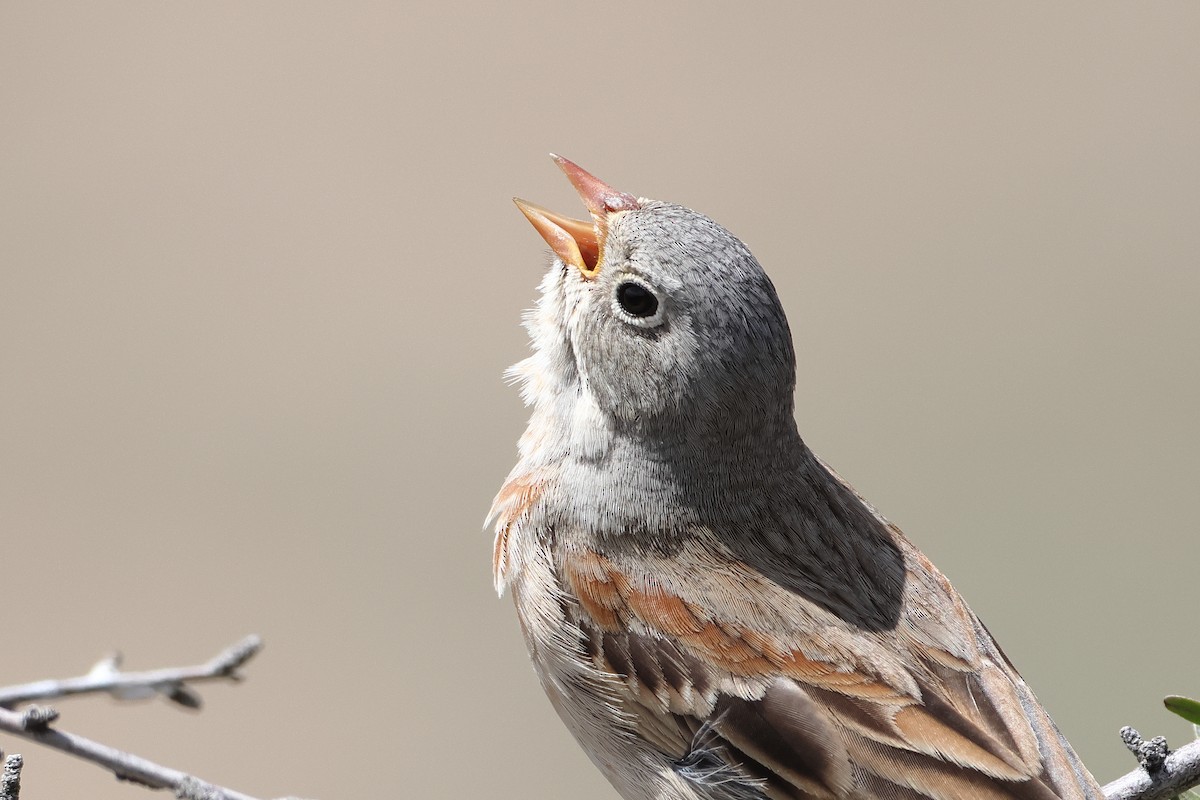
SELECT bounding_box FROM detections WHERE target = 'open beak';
[514,155,639,279]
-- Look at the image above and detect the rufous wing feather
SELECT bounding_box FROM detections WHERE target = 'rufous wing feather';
[560,544,1100,800]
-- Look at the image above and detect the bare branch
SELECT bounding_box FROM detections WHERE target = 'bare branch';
[0,704,260,799]
[0,754,22,800]
[1104,737,1200,800]
[0,636,262,710]
[0,637,308,798]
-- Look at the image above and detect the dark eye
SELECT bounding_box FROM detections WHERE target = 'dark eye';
[616,281,659,318]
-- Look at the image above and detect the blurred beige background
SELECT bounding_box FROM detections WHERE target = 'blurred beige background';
[1,3,1198,798]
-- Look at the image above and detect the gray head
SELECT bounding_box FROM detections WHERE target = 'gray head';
[500,158,898,613]
[512,156,799,470]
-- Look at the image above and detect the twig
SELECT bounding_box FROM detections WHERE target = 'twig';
[0,754,21,800]
[0,636,306,799]
[1104,737,1200,800]
[0,635,261,709]
[0,705,258,800]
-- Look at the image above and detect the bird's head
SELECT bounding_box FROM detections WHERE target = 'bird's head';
[511,156,798,464]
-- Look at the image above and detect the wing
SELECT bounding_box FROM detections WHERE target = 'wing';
[557,537,1103,800]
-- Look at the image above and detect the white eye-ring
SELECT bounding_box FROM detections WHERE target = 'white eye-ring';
[612,277,665,327]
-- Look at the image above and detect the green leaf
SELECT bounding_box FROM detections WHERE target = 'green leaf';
[1165,695,1200,726]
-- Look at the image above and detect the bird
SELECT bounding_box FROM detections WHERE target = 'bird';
[490,155,1105,800]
